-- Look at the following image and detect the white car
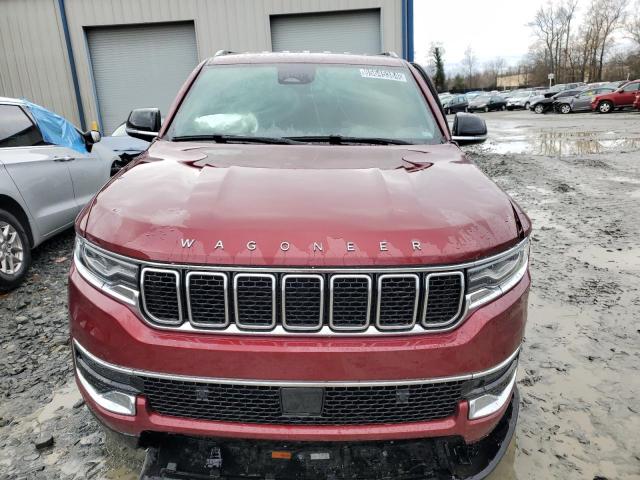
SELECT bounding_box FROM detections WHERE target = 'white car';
[0,97,118,291]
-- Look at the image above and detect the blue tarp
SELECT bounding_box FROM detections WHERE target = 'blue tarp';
[23,100,87,154]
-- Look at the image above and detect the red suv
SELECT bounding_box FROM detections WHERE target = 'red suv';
[69,53,530,478]
[592,79,640,113]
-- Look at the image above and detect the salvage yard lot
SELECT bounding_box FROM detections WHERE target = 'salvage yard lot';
[1,110,639,479]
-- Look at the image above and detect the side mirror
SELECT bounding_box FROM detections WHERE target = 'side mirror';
[82,129,101,152]
[452,113,488,145]
[126,108,161,141]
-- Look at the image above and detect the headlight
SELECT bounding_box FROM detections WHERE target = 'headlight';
[467,239,529,309]
[74,236,140,305]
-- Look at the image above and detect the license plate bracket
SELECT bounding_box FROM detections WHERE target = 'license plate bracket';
[280,387,324,416]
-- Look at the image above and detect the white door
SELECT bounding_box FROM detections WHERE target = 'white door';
[87,22,198,134]
[0,104,77,236]
[270,9,381,54]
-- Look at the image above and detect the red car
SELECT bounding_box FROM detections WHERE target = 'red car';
[634,92,640,111]
[69,52,530,478]
[591,79,640,113]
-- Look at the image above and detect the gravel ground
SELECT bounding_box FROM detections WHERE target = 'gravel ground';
[1,110,639,479]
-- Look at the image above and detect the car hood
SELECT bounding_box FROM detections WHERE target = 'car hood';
[82,140,522,266]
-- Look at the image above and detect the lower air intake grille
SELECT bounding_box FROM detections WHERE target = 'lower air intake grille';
[141,377,464,425]
[424,273,464,326]
[141,269,181,324]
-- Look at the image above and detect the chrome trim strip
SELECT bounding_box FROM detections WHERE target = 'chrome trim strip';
[76,367,136,416]
[186,271,229,329]
[73,339,520,388]
[233,273,276,330]
[140,267,183,326]
[422,272,466,328]
[281,274,324,331]
[375,274,419,331]
[329,274,372,332]
[468,368,517,420]
[80,236,529,274]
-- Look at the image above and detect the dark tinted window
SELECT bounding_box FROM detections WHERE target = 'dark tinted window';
[0,105,44,148]
[622,82,640,92]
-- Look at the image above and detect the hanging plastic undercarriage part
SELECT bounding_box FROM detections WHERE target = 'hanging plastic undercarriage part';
[139,391,517,480]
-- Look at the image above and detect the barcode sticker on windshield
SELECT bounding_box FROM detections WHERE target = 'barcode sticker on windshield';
[360,68,407,82]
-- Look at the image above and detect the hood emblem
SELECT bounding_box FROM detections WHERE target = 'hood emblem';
[180,239,423,253]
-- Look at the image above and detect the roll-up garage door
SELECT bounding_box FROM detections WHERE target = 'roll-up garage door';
[271,9,381,55]
[87,22,197,134]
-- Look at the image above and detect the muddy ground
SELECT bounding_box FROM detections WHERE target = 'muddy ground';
[1,110,639,479]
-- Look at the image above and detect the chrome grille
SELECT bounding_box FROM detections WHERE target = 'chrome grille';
[282,275,324,331]
[423,273,464,326]
[186,272,228,328]
[329,275,372,331]
[234,274,276,329]
[141,268,181,325]
[376,274,419,330]
[140,268,465,334]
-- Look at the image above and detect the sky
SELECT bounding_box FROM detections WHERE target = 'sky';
[413,0,547,73]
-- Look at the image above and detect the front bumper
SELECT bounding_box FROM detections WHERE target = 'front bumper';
[69,264,528,443]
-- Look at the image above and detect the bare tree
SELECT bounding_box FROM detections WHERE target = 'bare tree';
[462,46,477,88]
[593,0,629,80]
[626,1,640,47]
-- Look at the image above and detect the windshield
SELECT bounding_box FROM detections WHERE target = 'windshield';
[167,64,443,145]
[473,95,490,102]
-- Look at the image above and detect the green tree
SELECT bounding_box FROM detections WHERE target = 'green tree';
[431,45,447,92]
[452,74,466,92]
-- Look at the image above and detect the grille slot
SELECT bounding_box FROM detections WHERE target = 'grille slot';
[329,275,372,331]
[423,273,464,327]
[282,275,324,331]
[141,376,464,425]
[234,274,276,330]
[141,268,181,325]
[187,272,228,328]
[376,274,419,330]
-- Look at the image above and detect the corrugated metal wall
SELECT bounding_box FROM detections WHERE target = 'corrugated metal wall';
[0,0,403,127]
[0,0,79,123]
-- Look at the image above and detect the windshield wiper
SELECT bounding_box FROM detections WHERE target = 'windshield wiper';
[172,134,301,145]
[287,135,413,145]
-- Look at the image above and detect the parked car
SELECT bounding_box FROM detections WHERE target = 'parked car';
[467,94,507,112]
[444,94,468,114]
[438,93,453,107]
[591,79,640,113]
[506,91,535,110]
[0,97,117,291]
[529,89,583,114]
[100,121,151,175]
[634,93,640,111]
[556,87,615,113]
[69,52,530,478]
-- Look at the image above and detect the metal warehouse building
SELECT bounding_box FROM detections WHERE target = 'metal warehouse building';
[0,0,414,134]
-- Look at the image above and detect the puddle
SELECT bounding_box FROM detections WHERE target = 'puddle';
[482,131,640,156]
[36,381,81,424]
[566,244,640,272]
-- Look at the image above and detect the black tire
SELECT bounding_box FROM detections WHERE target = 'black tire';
[534,104,545,114]
[501,105,506,111]
[445,108,451,115]
[598,101,613,114]
[484,106,489,113]
[524,102,530,109]
[559,103,571,114]
[0,209,32,292]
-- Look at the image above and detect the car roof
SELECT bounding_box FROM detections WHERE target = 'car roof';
[206,51,406,67]
[0,96,25,106]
